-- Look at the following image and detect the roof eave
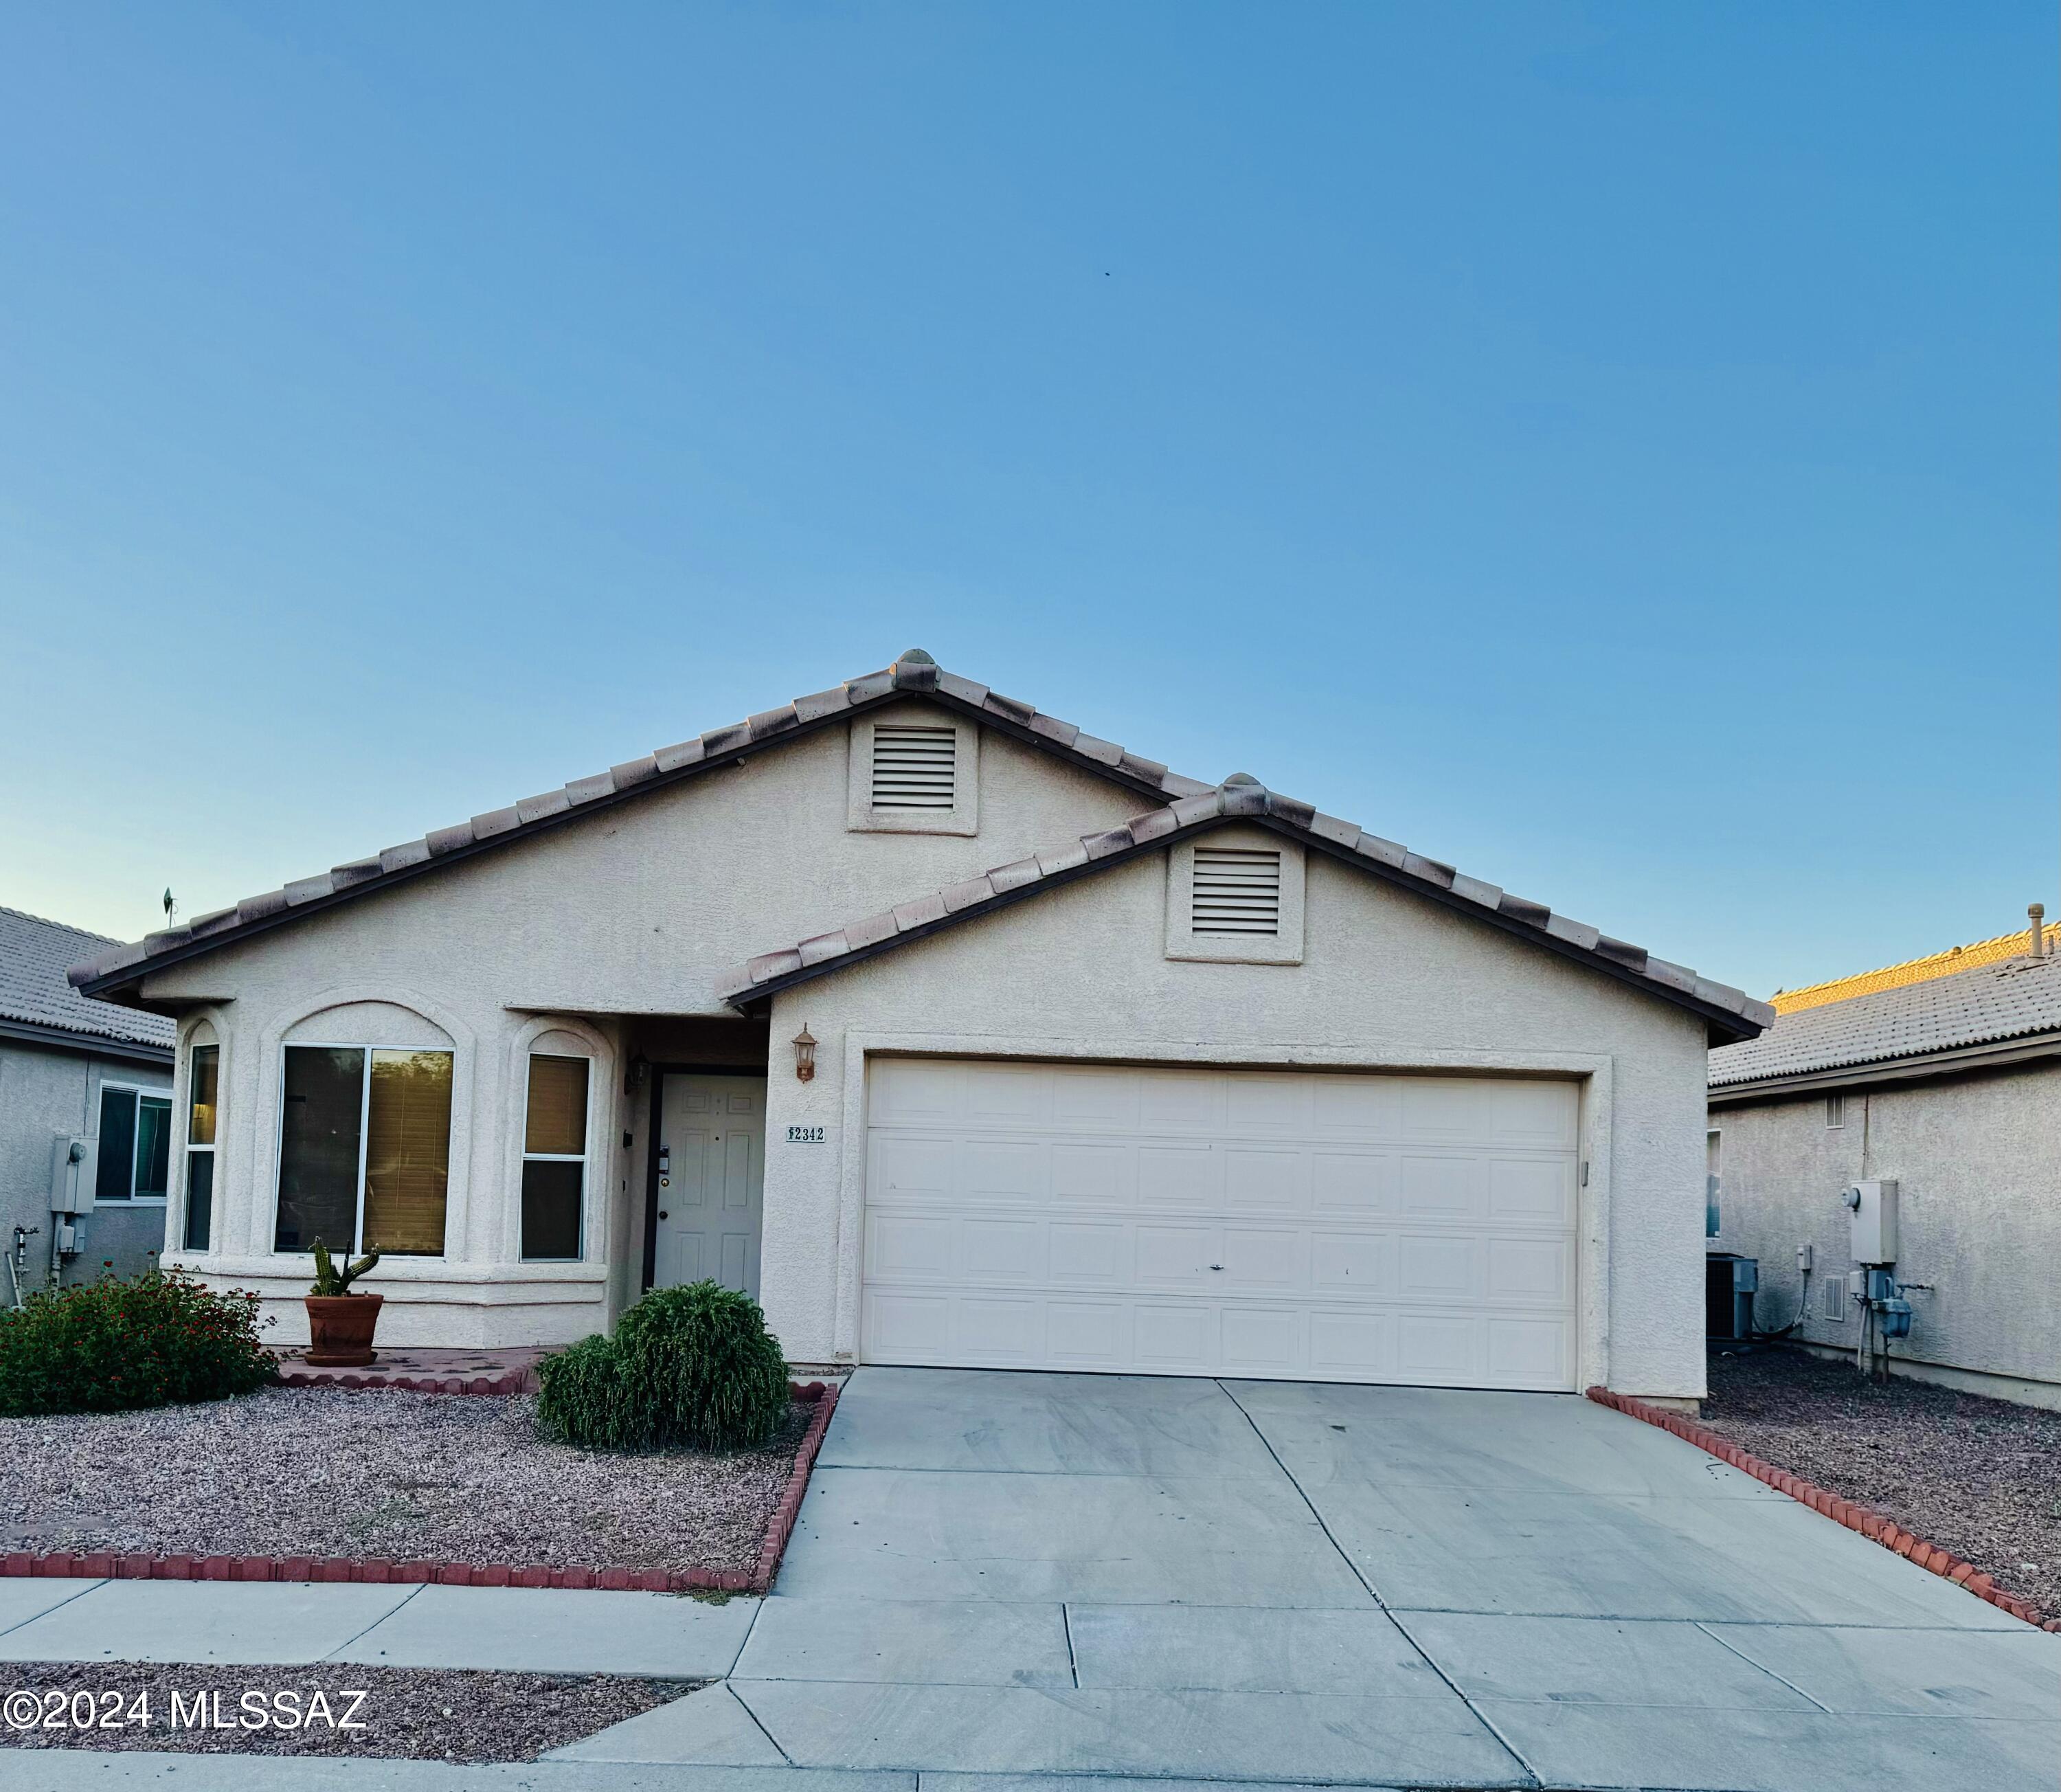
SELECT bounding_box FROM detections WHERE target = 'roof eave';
[0,1016,174,1066]
[71,677,1176,1005]
[1709,1029,2061,1105]
[729,811,1769,1044]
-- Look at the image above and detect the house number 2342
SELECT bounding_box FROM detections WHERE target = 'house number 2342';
[786,1125,826,1144]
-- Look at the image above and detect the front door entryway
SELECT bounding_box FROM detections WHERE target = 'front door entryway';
[655,1073,766,1299]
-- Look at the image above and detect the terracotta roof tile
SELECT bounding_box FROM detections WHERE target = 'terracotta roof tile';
[65,648,1769,1044]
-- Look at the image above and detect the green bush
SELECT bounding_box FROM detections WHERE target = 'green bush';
[0,1269,277,1417]
[536,1280,789,1452]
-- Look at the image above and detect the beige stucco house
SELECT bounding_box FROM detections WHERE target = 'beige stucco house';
[1708,913,2061,1408]
[71,651,1768,1402]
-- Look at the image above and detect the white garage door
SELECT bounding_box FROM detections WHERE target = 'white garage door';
[861,1058,1581,1391]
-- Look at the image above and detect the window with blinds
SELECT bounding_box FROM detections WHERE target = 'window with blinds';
[870,724,958,809]
[1191,847,1283,937]
[521,1053,589,1261]
[274,1043,453,1257]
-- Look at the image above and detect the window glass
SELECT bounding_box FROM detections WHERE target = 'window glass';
[524,1055,588,1156]
[188,1046,218,1145]
[276,1046,365,1253]
[184,1152,214,1251]
[521,1160,584,1259]
[96,1088,138,1202]
[361,1050,453,1256]
[135,1097,172,1199]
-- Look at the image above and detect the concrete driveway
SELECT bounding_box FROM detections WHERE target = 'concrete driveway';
[564,1367,2061,1791]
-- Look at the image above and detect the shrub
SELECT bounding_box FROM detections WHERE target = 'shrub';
[0,1269,277,1417]
[536,1280,789,1453]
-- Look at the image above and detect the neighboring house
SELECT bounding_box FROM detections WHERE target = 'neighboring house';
[1709,910,2061,1409]
[1,906,176,1292]
[69,650,1769,1402]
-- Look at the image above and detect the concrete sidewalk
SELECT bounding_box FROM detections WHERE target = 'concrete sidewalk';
[0,1578,756,1678]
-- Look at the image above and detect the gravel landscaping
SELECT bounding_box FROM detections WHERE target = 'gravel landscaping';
[1701,1347,2061,1624]
[0,1386,812,1574]
[0,1661,692,1760]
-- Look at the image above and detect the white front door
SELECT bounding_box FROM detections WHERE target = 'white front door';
[860,1057,1581,1390]
[655,1075,766,1298]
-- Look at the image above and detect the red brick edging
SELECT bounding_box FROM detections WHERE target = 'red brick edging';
[278,1370,532,1396]
[1,1379,841,1599]
[1586,1385,2059,1633]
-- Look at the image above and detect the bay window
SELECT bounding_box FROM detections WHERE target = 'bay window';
[275,1046,452,1256]
[521,1054,588,1260]
[183,1044,219,1251]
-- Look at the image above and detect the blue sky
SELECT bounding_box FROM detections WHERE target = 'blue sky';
[2,2,2053,998]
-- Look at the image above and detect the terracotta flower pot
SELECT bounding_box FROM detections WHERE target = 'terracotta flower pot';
[304,1293,383,1367]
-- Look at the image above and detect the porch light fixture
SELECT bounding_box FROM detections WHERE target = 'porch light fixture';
[792,1025,817,1083]
[624,1054,650,1095]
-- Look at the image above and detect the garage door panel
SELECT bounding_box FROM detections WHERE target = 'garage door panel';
[1224,1146,1301,1209]
[1311,1231,1393,1295]
[1226,1073,1308,1131]
[1051,1141,1130,1205]
[1138,1143,1220,1206]
[1048,1220,1129,1284]
[1134,1303,1215,1370]
[1136,1224,1214,1286]
[1488,1156,1577,1225]
[1487,1236,1574,1303]
[1311,1149,1399,1215]
[863,1061,1579,1390]
[870,1134,955,1199]
[1221,1306,1303,1375]
[1397,1154,1487,1220]
[1218,1225,1304,1292]
[1397,1234,1481,1299]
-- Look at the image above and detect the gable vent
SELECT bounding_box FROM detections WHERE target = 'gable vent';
[870,724,958,809]
[1191,846,1282,936]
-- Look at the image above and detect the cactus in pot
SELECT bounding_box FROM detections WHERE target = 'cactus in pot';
[302,1238,385,1367]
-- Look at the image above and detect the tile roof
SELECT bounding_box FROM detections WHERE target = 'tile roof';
[718,774,1772,1042]
[1709,949,2061,1090]
[65,649,1769,1042]
[0,906,174,1053]
[1768,919,2049,1014]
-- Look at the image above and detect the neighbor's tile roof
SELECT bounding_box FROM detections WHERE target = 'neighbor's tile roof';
[1709,950,2061,1089]
[66,649,1768,1042]
[1770,921,2047,1015]
[0,906,174,1051]
[718,774,1773,1040]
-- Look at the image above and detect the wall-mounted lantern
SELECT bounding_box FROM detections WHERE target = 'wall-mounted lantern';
[792,1025,818,1083]
[624,1054,650,1096]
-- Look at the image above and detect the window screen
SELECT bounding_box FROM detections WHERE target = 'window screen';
[96,1089,137,1202]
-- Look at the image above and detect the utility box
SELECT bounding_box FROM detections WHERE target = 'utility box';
[1843,1179,1899,1264]
[1705,1253,1759,1345]
[48,1134,97,1215]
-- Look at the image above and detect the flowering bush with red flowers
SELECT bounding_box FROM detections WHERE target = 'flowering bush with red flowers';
[0,1269,276,1415]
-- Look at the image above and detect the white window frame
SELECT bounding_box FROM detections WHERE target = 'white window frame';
[1825,1093,1846,1129]
[520,1052,592,1262]
[1164,827,1305,965]
[271,1042,453,1259]
[846,707,981,836]
[96,1080,175,1205]
[182,1042,220,1251]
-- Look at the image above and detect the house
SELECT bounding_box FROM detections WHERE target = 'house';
[1708,908,2061,1409]
[67,651,1769,1402]
[1,906,176,1292]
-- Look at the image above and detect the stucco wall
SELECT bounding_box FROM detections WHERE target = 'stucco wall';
[754,846,1713,1400]
[0,1037,172,1289]
[134,704,1140,1344]
[1709,1062,2061,1391]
